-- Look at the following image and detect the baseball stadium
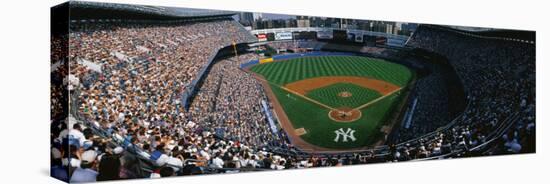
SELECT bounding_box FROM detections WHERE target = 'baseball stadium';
[246,54,413,150]
[50,1,535,182]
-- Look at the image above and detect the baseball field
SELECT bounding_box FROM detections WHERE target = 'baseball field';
[249,55,413,150]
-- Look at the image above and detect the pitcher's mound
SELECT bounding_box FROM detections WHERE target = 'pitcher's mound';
[328,107,362,123]
[338,91,353,98]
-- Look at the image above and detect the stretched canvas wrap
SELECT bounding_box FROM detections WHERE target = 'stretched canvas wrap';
[51,1,535,183]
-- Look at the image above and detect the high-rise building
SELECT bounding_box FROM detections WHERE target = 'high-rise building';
[238,12,254,26]
[342,19,358,29]
[284,19,293,28]
[296,16,310,27]
[266,20,274,29]
[386,24,393,34]
[253,13,263,21]
[254,20,265,29]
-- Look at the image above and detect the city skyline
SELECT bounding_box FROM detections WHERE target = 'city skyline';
[237,12,417,36]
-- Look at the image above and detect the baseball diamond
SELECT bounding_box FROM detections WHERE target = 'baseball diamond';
[307,82,383,109]
[249,55,413,150]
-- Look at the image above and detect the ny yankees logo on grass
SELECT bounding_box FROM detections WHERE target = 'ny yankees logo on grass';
[334,128,356,142]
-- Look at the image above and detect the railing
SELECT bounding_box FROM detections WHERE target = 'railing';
[180,48,219,110]
[412,112,519,161]
[181,37,254,110]
[469,112,519,152]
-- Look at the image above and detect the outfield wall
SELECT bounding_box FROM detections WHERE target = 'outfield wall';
[240,51,357,69]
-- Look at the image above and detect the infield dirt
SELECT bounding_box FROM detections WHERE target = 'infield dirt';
[252,74,395,152]
[284,76,400,96]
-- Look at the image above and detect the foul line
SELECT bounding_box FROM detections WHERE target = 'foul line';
[252,76,337,111]
[352,87,403,111]
[251,72,404,112]
[280,86,337,110]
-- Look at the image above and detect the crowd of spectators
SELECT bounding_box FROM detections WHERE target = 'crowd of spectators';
[50,18,272,182]
[397,25,535,158]
[51,35,69,120]
[51,63,68,121]
[51,21,535,182]
[188,53,285,148]
[396,58,452,141]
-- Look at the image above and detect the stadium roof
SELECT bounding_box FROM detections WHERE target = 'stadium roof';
[444,25,495,32]
[433,25,535,42]
[67,1,237,20]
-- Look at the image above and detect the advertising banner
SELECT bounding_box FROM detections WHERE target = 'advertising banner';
[257,34,267,42]
[317,30,333,39]
[275,32,293,40]
[259,57,274,64]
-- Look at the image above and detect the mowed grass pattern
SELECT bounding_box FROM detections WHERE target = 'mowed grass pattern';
[250,56,412,87]
[250,56,412,149]
[271,83,402,149]
[307,83,382,109]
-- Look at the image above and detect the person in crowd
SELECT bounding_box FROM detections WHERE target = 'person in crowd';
[70,150,98,183]
[97,153,122,181]
[51,148,69,182]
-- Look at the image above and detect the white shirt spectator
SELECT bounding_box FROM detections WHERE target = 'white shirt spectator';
[211,157,224,169]
[59,128,86,147]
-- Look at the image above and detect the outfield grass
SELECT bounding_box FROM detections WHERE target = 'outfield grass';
[250,55,412,87]
[250,55,412,149]
[307,83,382,109]
[271,83,402,148]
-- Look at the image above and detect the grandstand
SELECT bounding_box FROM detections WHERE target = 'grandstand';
[51,1,535,183]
